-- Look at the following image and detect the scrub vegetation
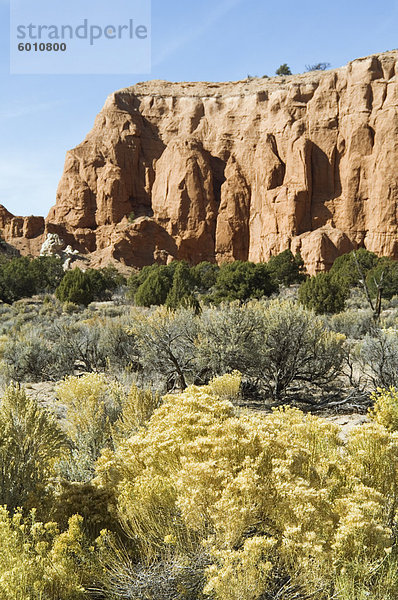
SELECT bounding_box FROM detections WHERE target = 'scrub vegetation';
[1,247,398,598]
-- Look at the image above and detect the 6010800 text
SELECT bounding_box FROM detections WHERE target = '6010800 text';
[18,42,67,51]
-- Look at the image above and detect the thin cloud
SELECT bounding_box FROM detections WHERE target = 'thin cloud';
[152,0,244,68]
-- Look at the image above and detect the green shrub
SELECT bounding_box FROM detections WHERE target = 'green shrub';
[0,257,36,303]
[95,318,138,373]
[327,308,375,339]
[99,265,126,290]
[134,265,173,307]
[366,258,398,300]
[0,256,64,304]
[55,269,94,306]
[165,261,198,310]
[131,306,199,390]
[359,329,398,389]
[299,271,348,314]
[214,261,277,302]
[55,267,121,307]
[85,267,126,301]
[84,269,110,301]
[128,263,177,298]
[196,300,346,402]
[2,329,76,382]
[127,266,155,298]
[29,256,64,293]
[2,313,139,382]
[266,249,306,286]
[330,248,378,288]
[192,261,219,291]
[62,301,80,314]
[197,302,264,380]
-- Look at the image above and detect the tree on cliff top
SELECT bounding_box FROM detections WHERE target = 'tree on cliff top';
[275,63,291,75]
[305,62,331,71]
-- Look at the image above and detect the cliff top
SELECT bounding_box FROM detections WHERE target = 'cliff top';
[107,50,398,102]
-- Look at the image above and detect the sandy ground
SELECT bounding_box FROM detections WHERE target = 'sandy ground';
[324,412,369,440]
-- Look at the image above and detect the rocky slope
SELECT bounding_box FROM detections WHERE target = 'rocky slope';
[4,51,398,272]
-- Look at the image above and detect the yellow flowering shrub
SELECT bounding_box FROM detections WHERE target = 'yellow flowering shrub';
[0,334,9,358]
[94,380,398,599]
[345,423,398,502]
[0,507,93,600]
[113,384,161,438]
[369,387,398,431]
[208,370,242,400]
[56,373,124,441]
[3,370,398,598]
[332,485,392,563]
[95,384,235,560]
[56,373,124,479]
[204,537,275,600]
[0,384,69,512]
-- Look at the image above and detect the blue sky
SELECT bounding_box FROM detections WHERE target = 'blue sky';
[1,0,397,217]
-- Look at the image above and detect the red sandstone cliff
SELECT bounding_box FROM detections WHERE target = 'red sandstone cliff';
[4,51,398,273]
[0,205,44,255]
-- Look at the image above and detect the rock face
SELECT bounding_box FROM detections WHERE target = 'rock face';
[10,51,398,273]
[0,205,45,255]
